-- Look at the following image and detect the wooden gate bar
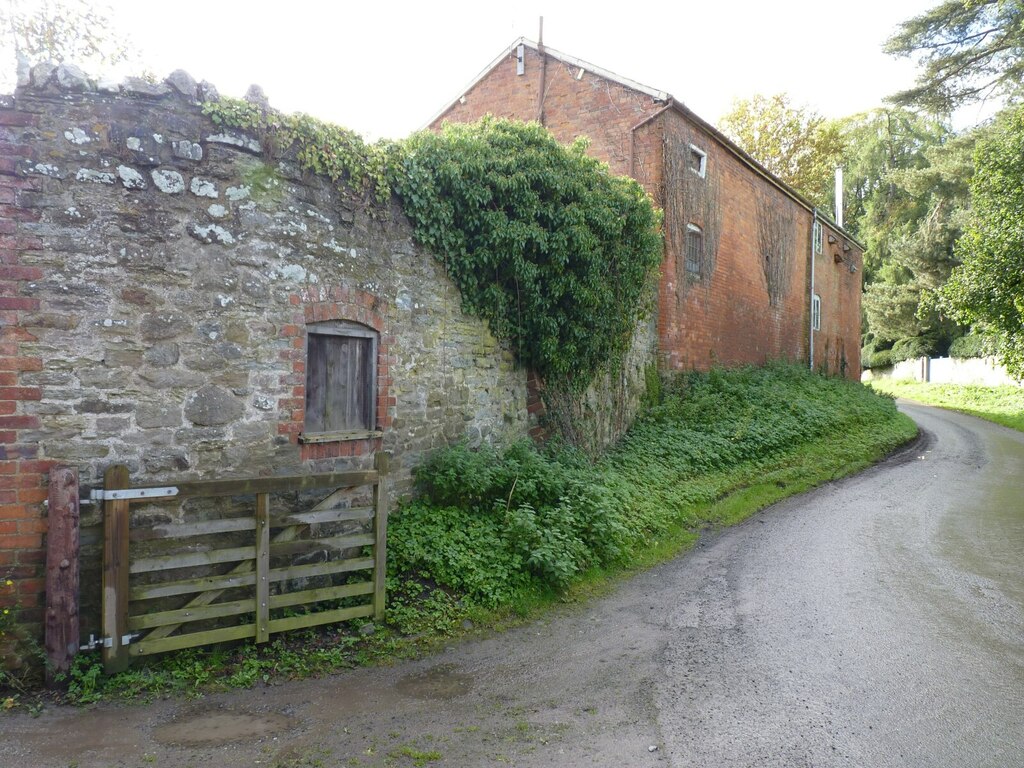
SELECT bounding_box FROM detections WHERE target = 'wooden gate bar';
[99,463,389,669]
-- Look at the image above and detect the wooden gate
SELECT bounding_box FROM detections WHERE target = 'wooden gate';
[100,458,388,673]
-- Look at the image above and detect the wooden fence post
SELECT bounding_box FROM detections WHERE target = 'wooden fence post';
[372,452,390,620]
[255,492,270,644]
[45,466,80,686]
[102,464,131,674]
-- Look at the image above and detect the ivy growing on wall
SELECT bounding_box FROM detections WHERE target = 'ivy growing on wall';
[664,128,722,302]
[202,98,397,204]
[394,118,663,389]
[203,100,663,392]
[756,188,795,308]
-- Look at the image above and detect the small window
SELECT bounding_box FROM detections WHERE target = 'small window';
[303,320,378,440]
[813,220,823,254]
[811,294,821,331]
[685,224,703,275]
[688,144,707,178]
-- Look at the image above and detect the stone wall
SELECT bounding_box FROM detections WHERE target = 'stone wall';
[863,356,1022,387]
[0,65,531,640]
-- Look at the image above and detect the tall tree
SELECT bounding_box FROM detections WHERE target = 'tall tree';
[886,0,1024,112]
[943,105,1024,378]
[837,109,972,354]
[718,93,844,208]
[836,108,951,278]
[1,0,134,86]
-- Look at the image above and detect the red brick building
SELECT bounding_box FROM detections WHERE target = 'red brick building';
[430,39,862,378]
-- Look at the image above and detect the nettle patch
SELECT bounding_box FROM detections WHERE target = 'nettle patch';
[203,101,663,394]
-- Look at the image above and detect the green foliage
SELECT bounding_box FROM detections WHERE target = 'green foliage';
[948,333,994,359]
[49,369,914,705]
[203,105,663,393]
[393,118,663,387]
[863,348,895,370]
[390,365,914,617]
[719,93,844,207]
[837,108,974,353]
[944,105,1024,380]
[201,98,396,204]
[886,0,1024,112]
[891,336,938,362]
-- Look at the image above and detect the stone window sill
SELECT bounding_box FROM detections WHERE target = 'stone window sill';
[299,429,383,444]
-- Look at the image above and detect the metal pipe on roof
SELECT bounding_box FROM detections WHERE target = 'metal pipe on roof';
[628,101,673,180]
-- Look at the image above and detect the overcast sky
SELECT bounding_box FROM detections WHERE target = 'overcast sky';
[6,0,984,138]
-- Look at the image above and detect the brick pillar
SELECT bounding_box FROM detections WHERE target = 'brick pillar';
[0,95,52,634]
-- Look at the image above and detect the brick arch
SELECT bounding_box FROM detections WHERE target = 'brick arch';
[283,286,394,461]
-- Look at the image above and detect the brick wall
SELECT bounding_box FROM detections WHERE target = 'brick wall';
[433,44,664,182]
[814,222,863,378]
[434,49,863,380]
[658,111,810,372]
[0,95,51,627]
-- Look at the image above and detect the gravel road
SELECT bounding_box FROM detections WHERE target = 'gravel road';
[3,401,1022,767]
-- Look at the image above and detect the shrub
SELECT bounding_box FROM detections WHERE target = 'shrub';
[948,333,993,359]
[393,118,663,389]
[890,336,935,363]
[864,348,894,369]
[388,364,909,615]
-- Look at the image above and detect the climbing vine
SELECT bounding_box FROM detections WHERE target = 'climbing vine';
[202,102,663,393]
[202,97,398,204]
[394,118,662,389]
[664,128,721,301]
[756,189,795,307]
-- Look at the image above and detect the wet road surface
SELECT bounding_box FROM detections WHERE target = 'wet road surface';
[3,401,1022,767]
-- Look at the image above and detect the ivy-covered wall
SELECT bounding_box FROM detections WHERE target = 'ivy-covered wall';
[0,66,533,641]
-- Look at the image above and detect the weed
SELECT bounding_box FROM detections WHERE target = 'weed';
[392,745,442,766]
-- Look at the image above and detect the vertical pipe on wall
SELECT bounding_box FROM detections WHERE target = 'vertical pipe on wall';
[537,28,548,125]
[835,168,844,228]
[810,208,818,371]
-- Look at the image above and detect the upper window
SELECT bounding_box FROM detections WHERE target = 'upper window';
[685,224,703,275]
[813,220,823,255]
[303,320,378,440]
[688,144,707,178]
[811,294,821,331]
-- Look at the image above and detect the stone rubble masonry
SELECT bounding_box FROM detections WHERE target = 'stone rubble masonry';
[434,42,863,381]
[0,65,536,639]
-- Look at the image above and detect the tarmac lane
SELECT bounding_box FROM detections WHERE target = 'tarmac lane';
[654,401,1024,767]
[2,401,1021,767]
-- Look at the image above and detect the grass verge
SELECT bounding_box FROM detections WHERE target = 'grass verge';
[868,378,1024,433]
[10,365,916,708]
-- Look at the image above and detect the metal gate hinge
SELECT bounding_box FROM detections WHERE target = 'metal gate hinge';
[79,633,140,650]
[80,633,109,650]
[90,486,179,502]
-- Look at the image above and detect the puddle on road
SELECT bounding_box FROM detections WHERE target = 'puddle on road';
[153,710,298,746]
[395,664,473,700]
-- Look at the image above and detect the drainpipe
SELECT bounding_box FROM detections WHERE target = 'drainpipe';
[809,207,818,372]
[536,18,547,125]
[628,100,673,179]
